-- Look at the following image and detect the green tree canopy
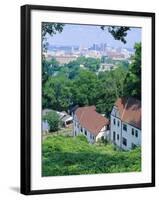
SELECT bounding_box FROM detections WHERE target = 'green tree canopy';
[42,76,73,110]
[124,43,141,99]
[42,58,59,83]
[72,70,99,106]
[96,67,127,115]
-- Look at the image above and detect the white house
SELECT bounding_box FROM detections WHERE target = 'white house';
[73,106,109,143]
[56,111,73,127]
[42,120,50,134]
[110,97,141,150]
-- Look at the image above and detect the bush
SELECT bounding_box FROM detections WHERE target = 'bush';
[42,135,141,176]
[43,111,60,132]
[96,136,109,146]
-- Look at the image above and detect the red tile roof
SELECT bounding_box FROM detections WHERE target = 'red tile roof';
[75,106,109,136]
[114,97,141,129]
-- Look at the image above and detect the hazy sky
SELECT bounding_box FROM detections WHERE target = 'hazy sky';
[46,24,141,49]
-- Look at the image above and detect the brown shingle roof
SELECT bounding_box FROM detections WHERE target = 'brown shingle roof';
[114,97,141,129]
[75,106,109,136]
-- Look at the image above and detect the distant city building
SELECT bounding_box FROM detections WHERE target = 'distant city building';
[44,44,133,64]
[53,55,78,64]
[107,51,125,60]
[98,63,117,72]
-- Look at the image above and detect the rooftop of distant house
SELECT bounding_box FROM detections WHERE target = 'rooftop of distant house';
[42,109,53,116]
[75,106,109,136]
[114,97,141,129]
[42,109,72,122]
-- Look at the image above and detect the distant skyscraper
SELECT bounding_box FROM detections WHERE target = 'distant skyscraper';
[104,43,107,51]
[93,43,96,50]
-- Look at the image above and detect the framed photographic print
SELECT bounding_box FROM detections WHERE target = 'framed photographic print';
[21,4,155,195]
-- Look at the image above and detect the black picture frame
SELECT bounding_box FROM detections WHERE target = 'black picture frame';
[21,4,155,195]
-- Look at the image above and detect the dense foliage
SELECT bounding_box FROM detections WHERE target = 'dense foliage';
[42,51,135,116]
[42,63,128,115]
[124,43,141,99]
[42,135,141,176]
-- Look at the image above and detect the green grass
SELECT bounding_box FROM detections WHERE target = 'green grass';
[42,134,141,176]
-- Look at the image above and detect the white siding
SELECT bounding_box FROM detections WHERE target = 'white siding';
[42,120,50,134]
[110,114,141,150]
[72,114,80,136]
[73,114,107,143]
[96,126,109,142]
[110,115,122,147]
[111,106,120,118]
[85,129,95,144]
[121,123,141,150]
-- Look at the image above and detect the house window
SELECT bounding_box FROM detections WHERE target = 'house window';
[117,134,119,140]
[123,124,127,131]
[118,120,120,127]
[132,128,134,136]
[85,130,87,136]
[135,130,138,137]
[122,137,127,146]
[113,118,116,125]
[113,131,116,141]
[81,127,83,132]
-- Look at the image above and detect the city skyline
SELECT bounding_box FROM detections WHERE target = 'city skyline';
[46,24,141,49]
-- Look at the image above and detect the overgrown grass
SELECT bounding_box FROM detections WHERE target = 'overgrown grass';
[42,134,141,176]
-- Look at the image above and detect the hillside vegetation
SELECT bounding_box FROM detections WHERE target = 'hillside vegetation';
[42,135,141,176]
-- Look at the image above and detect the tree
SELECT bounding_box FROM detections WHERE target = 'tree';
[42,76,73,110]
[72,70,99,106]
[42,22,64,52]
[66,56,101,73]
[65,60,81,79]
[101,56,108,63]
[116,60,129,70]
[84,57,101,72]
[43,111,60,132]
[42,58,59,83]
[96,67,127,115]
[101,26,130,44]
[123,43,141,99]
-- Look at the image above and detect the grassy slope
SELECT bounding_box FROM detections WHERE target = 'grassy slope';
[42,135,141,176]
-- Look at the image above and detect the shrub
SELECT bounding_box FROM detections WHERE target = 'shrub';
[43,111,60,132]
[42,135,141,176]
